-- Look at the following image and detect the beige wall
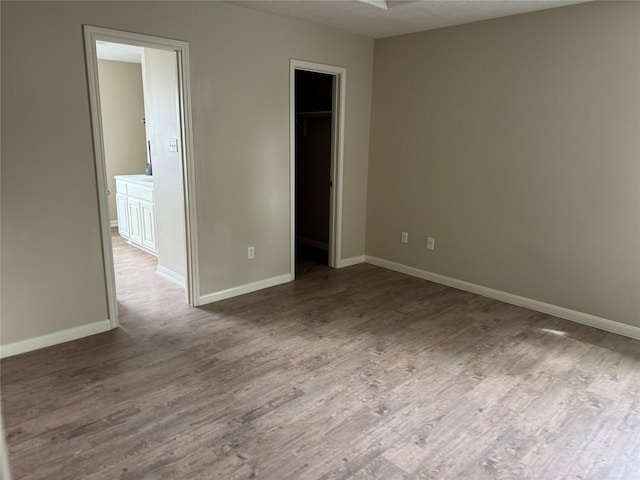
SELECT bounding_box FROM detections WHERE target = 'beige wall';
[0,1,373,345]
[367,1,640,328]
[97,59,148,223]
[142,48,186,279]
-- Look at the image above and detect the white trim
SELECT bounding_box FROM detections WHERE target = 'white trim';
[176,42,201,307]
[337,255,365,268]
[84,29,119,328]
[290,64,296,278]
[365,256,640,341]
[84,26,200,324]
[156,264,186,287]
[198,274,292,306]
[0,413,11,480]
[359,0,388,10]
[110,220,118,228]
[0,320,112,359]
[290,59,346,277]
[332,71,346,270]
[127,240,158,257]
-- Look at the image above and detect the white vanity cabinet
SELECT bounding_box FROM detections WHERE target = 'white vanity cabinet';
[115,175,157,255]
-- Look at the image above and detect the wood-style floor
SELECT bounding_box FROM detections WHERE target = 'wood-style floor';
[2,233,639,479]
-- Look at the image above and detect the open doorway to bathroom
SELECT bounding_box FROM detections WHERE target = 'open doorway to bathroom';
[85,27,198,329]
[95,44,177,316]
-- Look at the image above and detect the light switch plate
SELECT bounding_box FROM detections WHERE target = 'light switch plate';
[167,138,179,152]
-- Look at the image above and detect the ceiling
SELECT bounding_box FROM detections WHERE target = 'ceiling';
[226,0,590,39]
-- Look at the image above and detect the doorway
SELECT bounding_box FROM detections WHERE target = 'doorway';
[295,70,332,273]
[290,60,346,278]
[85,26,199,328]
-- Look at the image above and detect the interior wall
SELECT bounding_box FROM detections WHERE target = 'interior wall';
[367,1,640,328]
[97,59,147,223]
[142,47,186,280]
[0,1,373,346]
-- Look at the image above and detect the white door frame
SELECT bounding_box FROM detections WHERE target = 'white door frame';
[290,59,346,278]
[84,26,200,328]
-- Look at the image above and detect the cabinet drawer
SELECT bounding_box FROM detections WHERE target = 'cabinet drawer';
[127,183,154,203]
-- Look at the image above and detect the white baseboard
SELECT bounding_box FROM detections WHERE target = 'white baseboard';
[365,256,640,341]
[0,319,113,359]
[156,265,186,287]
[127,241,158,257]
[198,273,292,306]
[110,220,118,228]
[337,255,366,268]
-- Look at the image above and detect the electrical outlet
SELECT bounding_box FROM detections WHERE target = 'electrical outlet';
[427,237,435,250]
[167,138,179,152]
[248,246,255,259]
[401,232,408,243]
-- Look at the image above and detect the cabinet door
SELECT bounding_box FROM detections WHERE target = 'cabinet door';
[116,193,130,239]
[140,201,157,253]
[127,198,143,245]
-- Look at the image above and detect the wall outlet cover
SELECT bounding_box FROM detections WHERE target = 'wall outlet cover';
[167,138,179,152]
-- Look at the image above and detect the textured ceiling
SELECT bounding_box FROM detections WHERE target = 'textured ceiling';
[226,0,590,39]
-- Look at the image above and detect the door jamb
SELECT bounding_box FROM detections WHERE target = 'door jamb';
[84,25,200,328]
[290,59,346,278]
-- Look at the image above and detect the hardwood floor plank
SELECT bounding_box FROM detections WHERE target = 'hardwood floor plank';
[348,456,408,480]
[1,231,639,479]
